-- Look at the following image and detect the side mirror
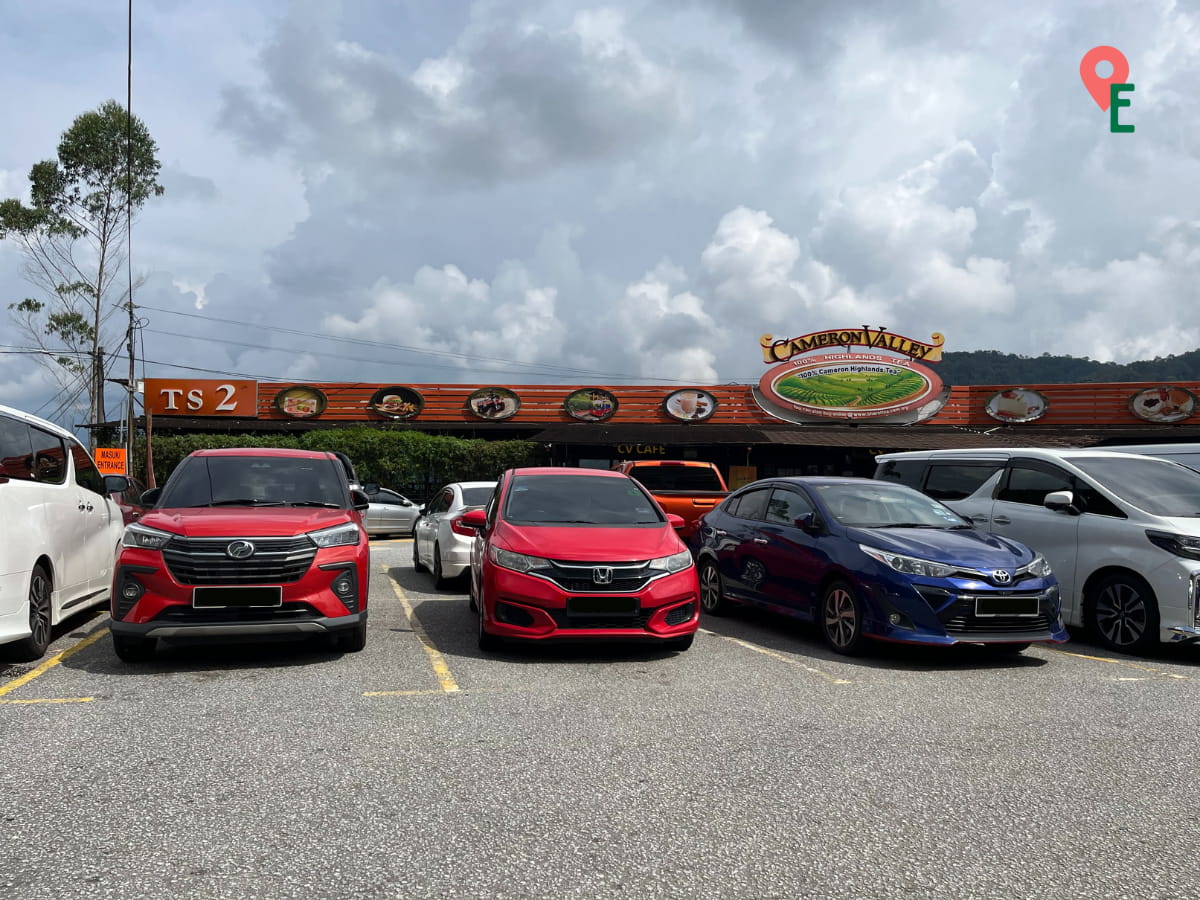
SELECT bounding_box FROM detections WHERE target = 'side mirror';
[794,513,821,534]
[104,474,131,494]
[363,482,380,495]
[350,488,371,512]
[460,508,487,530]
[1044,490,1079,515]
[140,487,162,506]
[665,513,686,530]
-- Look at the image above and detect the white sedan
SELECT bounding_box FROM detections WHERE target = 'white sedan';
[362,487,421,537]
[412,481,497,587]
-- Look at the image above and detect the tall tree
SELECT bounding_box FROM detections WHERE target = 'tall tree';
[1,99,164,438]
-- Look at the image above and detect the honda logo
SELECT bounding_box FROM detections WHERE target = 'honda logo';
[226,540,256,559]
[991,569,1012,585]
[592,567,613,585]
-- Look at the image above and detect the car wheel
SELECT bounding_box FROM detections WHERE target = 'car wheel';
[477,596,501,652]
[10,565,53,662]
[412,537,427,573]
[980,642,1031,655]
[112,633,157,663]
[821,580,866,655]
[432,543,449,589]
[664,634,694,652]
[1086,573,1159,654]
[699,561,732,616]
[335,621,367,653]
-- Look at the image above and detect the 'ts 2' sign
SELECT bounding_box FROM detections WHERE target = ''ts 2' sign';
[145,379,259,417]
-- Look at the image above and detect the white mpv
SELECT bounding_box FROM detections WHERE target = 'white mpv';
[874,447,1200,653]
[0,404,129,660]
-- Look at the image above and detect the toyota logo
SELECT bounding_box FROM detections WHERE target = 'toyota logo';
[593,567,613,585]
[991,569,1012,585]
[226,540,256,559]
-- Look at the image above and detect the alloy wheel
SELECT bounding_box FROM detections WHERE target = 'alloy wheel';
[1094,581,1149,648]
[824,585,857,650]
[28,567,51,652]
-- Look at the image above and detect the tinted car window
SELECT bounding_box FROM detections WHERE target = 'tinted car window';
[1071,456,1200,517]
[815,483,967,527]
[159,456,347,507]
[29,428,67,485]
[71,441,106,494]
[503,474,662,525]
[626,465,724,491]
[925,463,1003,500]
[461,486,494,507]
[997,464,1072,506]
[765,488,815,525]
[730,488,770,521]
[873,459,926,487]
[0,416,35,481]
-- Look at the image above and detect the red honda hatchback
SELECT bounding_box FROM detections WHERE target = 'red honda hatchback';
[462,467,699,651]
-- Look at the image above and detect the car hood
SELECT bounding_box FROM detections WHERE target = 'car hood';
[849,526,1034,568]
[495,522,685,561]
[137,507,356,538]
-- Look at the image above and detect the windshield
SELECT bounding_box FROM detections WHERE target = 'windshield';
[461,485,496,507]
[1071,456,1200,517]
[158,455,348,508]
[814,482,969,528]
[504,474,663,525]
[626,465,724,492]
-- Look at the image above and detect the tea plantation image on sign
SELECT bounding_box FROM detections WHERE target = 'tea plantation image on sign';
[775,366,927,409]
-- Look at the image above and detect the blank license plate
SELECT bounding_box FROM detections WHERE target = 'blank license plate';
[974,595,1039,617]
[568,596,638,615]
[193,586,283,608]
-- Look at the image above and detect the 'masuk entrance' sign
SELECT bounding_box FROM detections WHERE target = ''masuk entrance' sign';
[753,327,950,425]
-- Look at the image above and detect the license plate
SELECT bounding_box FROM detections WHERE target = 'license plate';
[193,586,283,608]
[974,595,1039,617]
[568,596,638,615]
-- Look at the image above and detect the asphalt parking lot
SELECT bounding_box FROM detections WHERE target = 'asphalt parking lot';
[2,539,1198,900]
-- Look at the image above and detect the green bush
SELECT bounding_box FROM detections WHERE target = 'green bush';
[132,428,544,500]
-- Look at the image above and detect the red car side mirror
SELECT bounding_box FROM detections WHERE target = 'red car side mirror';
[460,508,488,529]
[666,513,685,529]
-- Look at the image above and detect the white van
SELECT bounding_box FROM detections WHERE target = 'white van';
[874,447,1200,653]
[0,404,130,660]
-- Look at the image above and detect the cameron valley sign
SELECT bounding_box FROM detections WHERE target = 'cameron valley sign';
[753,327,950,425]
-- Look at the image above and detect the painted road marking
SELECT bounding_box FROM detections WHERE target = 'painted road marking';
[0,697,95,705]
[1043,645,1188,679]
[383,566,460,693]
[0,628,109,700]
[701,629,853,684]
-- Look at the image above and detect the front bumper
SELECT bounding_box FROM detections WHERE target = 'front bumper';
[110,609,366,640]
[481,564,699,642]
[870,581,1069,646]
[1168,625,1200,643]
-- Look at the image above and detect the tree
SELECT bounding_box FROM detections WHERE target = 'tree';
[1,100,164,440]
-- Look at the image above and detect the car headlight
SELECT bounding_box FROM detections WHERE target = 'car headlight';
[1020,554,1053,577]
[122,523,175,550]
[859,544,956,578]
[308,521,362,548]
[649,549,693,573]
[489,545,551,573]
[1146,530,1200,561]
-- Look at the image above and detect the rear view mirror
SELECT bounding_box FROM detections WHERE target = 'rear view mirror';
[350,488,371,511]
[1044,490,1078,515]
[794,513,821,534]
[104,474,131,494]
[140,487,162,506]
[460,508,487,529]
[666,513,686,529]
[363,482,380,495]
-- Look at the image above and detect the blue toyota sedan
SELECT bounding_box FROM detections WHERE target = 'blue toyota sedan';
[694,476,1068,655]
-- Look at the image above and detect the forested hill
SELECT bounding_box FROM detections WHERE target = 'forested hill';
[936,349,1200,385]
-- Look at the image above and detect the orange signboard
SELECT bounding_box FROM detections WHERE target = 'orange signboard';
[145,379,259,417]
[95,447,127,475]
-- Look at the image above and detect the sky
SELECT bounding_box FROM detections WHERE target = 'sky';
[2,0,1199,430]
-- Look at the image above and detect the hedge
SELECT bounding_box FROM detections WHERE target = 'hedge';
[131,428,545,501]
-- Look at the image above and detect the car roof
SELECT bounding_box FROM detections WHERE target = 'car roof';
[0,403,76,441]
[189,448,335,459]
[508,467,625,478]
[447,481,498,488]
[742,476,880,488]
[874,447,1157,461]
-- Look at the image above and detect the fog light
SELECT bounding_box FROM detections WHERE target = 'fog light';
[889,613,901,625]
[122,583,142,600]
[334,579,353,596]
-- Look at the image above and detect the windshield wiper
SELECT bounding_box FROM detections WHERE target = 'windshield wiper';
[870,523,945,529]
[207,499,286,507]
[287,500,341,508]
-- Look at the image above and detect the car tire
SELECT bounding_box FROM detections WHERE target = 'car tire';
[1085,572,1160,654]
[432,543,449,589]
[821,580,866,656]
[699,561,732,616]
[10,565,53,662]
[112,633,157,663]
[477,598,501,652]
[412,537,427,573]
[664,634,694,652]
[335,621,367,653]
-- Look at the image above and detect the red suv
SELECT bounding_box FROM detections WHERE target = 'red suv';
[463,467,699,651]
[109,448,371,662]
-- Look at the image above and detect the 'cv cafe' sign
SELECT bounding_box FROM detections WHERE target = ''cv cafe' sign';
[144,379,259,417]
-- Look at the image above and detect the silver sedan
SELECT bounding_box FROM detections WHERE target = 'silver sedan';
[362,487,421,537]
[412,481,497,587]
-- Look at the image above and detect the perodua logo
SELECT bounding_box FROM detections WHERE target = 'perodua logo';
[592,567,613,585]
[226,540,256,559]
[991,569,1012,585]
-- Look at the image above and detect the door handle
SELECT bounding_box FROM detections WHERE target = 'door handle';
[992,516,1011,525]
[752,537,768,544]
[78,502,87,511]
[969,515,989,524]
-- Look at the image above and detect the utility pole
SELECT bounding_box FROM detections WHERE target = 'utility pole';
[95,346,105,452]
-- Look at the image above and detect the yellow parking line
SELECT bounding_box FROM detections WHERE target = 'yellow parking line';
[1043,645,1188,679]
[384,567,460,693]
[0,697,95,705]
[0,628,109,698]
[702,629,853,684]
[364,689,450,697]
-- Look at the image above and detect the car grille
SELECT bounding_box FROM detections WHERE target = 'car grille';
[539,559,654,593]
[944,613,1054,636]
[152,602,325,623]
[664,603,694,626]
[548,608,653,630]
[162,536,317,585]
